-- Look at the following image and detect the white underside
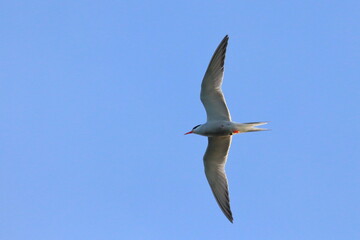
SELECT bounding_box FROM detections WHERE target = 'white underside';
[193,121,268,137]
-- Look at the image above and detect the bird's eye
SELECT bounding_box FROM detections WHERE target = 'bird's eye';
[192,124,201,130]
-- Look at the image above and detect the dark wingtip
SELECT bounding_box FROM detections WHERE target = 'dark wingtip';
[223,35,229,42]
[228,211,234,223]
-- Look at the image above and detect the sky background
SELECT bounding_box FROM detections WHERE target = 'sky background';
[1,1,360,239]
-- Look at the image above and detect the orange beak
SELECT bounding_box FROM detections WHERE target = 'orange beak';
[184,131,193,135]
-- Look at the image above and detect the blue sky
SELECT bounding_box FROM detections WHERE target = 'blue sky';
[1,1,359,239]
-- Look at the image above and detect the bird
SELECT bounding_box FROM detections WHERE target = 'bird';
[185,35,268,223]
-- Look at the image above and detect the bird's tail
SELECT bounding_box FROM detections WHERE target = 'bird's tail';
[240,121,269,132]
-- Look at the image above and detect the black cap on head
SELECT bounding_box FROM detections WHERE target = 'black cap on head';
[192,124,201,130]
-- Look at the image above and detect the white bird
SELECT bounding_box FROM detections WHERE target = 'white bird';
[185,35,267,223]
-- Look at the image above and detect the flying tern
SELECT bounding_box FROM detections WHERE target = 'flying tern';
[185,35,267,223]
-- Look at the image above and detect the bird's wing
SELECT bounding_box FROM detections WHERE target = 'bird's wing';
[201,35,231,121]
[203,136,233,222]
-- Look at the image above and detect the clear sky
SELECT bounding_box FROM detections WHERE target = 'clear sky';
[1,1,359,239]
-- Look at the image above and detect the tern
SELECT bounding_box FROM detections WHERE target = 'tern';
[185,35,267,223]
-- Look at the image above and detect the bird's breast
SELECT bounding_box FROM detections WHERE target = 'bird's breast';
[199,121,234,137]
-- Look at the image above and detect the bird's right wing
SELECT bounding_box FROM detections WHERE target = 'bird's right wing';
[203,136,233,223]
[201,35,231,121]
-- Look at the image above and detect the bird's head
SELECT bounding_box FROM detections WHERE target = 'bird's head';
[184,124,201,135]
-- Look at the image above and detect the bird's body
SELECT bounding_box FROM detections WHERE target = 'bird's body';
[185,35,267,223]
[190,121,267,137]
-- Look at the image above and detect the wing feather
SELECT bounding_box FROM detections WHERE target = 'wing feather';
[201,35,231,121]
[203,136,233,222]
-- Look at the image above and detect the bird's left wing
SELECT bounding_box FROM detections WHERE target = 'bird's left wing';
[200,35,231,121]
[203,136,233,222]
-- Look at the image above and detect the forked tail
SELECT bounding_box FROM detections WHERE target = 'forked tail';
[242,121,269,132]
